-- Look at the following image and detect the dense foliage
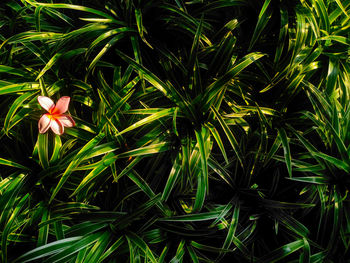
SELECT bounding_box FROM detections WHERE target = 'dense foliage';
[0,0,350,262]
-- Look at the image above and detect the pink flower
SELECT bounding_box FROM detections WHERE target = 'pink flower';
[38,96,75,135]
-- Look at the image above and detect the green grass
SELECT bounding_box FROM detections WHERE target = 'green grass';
[0,0,350,262]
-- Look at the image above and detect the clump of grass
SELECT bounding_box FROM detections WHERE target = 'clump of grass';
[0,0,349,262]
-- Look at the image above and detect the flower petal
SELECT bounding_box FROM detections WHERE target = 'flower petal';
[38,96,55,112]
[56,114,75,127]
[50,119,64,135]
[38,114,51,133]
[52,96,70,114]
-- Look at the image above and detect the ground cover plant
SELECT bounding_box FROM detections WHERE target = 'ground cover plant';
[0,0,350,262]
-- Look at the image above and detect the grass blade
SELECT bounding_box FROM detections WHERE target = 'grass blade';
[249,0,272,50]
[278,128,292,177]
[49,132,105,203]
[211,106,243,168]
